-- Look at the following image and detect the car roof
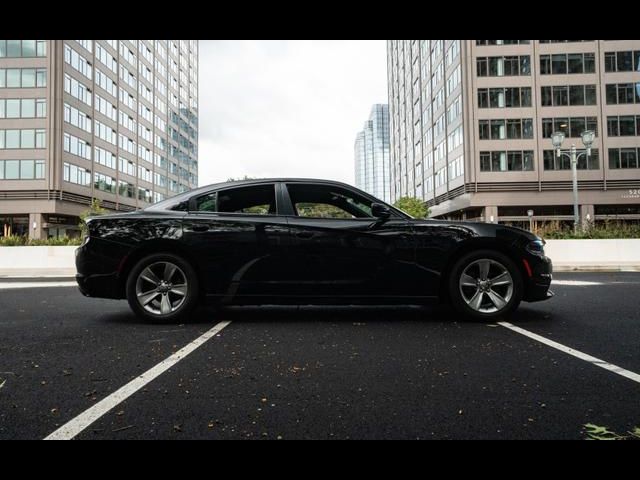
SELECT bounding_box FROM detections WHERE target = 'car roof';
[145,178,374,212]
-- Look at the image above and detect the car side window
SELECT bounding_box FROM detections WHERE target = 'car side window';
[194,192,217,212]
[192,184,277,215]
[286,184,374,219]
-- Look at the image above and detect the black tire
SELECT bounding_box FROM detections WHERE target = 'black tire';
[448,249,523,321]
[126,253,200,323]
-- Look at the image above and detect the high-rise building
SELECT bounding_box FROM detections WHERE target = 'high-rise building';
[0,40,198,239]
[387,40,640,226]
[354,104,391,202]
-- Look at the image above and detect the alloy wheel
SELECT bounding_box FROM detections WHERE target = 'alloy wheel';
[458,258,513,314]
[135,261,188,315]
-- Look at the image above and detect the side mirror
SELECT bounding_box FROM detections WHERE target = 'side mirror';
[371,203,391,220]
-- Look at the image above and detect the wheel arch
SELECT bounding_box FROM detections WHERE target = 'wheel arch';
[438,238,528,303]
[117,239,205,299]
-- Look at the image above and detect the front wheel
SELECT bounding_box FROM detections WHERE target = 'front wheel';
[126,253,199,323]
[448,250,523,320]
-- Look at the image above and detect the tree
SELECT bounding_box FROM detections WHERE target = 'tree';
[393,196,429,219]
[79,198,107,236]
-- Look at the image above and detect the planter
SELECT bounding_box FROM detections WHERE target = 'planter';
[544,239,640,272]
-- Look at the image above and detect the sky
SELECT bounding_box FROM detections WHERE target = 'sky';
[197,40,388,187]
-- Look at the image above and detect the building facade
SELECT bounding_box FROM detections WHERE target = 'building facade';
[387,40,640,226]
[354,104,391,202]
[0,40,198,239]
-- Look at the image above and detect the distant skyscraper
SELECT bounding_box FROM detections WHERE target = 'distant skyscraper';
[388,40,640,225]
[0,40,198,239]
[354,104,390,202]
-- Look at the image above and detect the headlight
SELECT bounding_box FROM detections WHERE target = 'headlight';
[81,234,90,247]
[526,239,545,256]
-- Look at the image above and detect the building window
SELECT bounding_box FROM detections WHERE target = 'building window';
[540,53,595,75]
[480,150,534,171]
[63,162,91,186]
[606,83,640,104]
[0,68,47,88]
[609,148,639,169]
[479,118,533,140]
[478,87,532,108]
[0,129,45,149]
[0,159,45,180]
[0,40,47,58]
[542,117,598,138]
[541,85,597,106]
[604,50,640,72]
[477,56,531,77]
[476,40,530,45]
[607,116,640,137]
[543,149,600,170]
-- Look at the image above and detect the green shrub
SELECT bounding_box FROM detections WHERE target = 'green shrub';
[393,197,430,219]
[536,221,640,240]
[0,235,82,247]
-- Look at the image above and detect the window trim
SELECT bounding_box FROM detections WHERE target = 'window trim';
[187,182,280,217]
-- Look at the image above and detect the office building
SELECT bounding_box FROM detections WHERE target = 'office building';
[354,104,391,202]
[0,40,198,239]
[387,40,640,225]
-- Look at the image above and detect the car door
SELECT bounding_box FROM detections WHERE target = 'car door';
[181,182,292,301]
[282,182,421,301]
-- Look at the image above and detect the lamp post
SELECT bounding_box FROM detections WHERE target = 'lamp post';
[550,130,595,232]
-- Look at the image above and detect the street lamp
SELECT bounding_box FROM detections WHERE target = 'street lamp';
[551,130,595,232]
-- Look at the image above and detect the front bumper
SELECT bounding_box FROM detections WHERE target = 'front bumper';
[524,254,553,303]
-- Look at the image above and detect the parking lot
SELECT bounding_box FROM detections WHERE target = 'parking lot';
[1,272,639,440]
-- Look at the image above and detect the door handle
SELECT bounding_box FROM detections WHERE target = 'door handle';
[190,225,210,232]
[295,231,315,239]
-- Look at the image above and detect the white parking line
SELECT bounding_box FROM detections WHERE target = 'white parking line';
[552,280,604,286]
[498,321,640,385]
[44,320,232,440]
[0,281,77,290]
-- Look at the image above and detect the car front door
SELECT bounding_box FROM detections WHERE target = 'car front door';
[181,183,292,302]
[282,182,421,302]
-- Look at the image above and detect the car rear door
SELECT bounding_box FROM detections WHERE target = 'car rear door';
[181,183,292,301]
[281,182,421,301]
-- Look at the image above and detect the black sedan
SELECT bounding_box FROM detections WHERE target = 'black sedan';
[76,178,553,322]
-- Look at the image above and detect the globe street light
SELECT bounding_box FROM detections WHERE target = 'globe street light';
[551,130,595,232]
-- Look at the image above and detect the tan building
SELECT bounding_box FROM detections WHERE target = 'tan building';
[0,40,198,239]
[387,40,640,227]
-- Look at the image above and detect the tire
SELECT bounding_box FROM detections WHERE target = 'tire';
[126,253,200,323]
[448,249,523,321]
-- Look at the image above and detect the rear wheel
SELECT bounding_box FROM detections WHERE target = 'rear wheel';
[448,250,523,320]
[126,253,199,323]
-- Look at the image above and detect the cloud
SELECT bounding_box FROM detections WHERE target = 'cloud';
[197,40,387,186]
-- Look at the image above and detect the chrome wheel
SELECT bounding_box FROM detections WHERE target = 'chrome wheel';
[135,261,188,315]
[459,259,513,314]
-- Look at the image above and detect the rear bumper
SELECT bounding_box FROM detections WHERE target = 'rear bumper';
[76,272,121,299]
[75,241,125,299]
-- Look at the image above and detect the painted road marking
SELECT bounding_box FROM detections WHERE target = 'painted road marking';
[44,320,232,440]
[0,281,77,290]
[552,280,604,286]
[498,321,640,385]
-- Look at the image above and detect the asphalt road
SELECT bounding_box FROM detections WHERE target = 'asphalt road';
[1,272,639,440]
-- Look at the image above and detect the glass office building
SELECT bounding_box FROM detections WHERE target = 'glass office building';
[387,40,640,225]
[354,104,391,202]
[0,40,198,239]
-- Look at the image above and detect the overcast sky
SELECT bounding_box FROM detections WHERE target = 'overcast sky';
[197,40,388,187]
